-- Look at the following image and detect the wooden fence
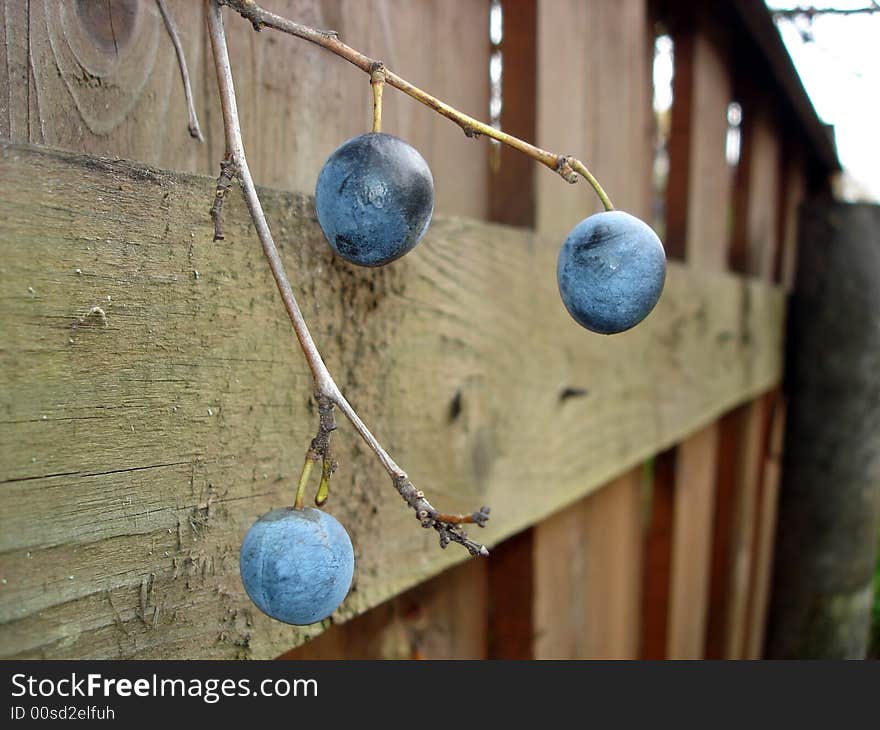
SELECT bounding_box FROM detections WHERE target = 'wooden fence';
[0,0,836,659]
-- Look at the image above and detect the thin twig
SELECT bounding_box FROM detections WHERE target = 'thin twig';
[206,0,489,556]
[773,4,880,19]
[157,0,204,142]
[370,63,385,134]
[217,0,614,211]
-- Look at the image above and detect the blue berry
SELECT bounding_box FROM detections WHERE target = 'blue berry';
[315,133,434,266]
[556,211,666,334]
[240,507,354,625]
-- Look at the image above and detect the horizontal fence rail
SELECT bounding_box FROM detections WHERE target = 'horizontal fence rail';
[0,142,787,658]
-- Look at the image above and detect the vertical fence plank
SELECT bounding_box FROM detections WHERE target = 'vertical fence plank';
[280,560,488,659]
[730,106,781,278]
[489,0,536,228]
[642,16,731,660]
[584,469,645,660]
[488,530,535,659]
[663,17,694,262]
[744,394,785,658]
[484,0,538,660]
[534,0,591,239]
[705,396,770,658]
[534,468,644,659]
[527,0,651,659]
[665,14,733,266]
[640,451,676,660]
[684,31,734,268]
[277,0,493,659]
[775,149,806,290]
[667,423,719,658]
[531,498,593,658]
[747,112,782,279]
[670,23,732,658]
[341,0,491,220]
[705,68,786,657]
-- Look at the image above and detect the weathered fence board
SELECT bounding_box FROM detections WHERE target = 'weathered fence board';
[646,16,736,660]
[0,142,785,658]
[666,422,718,659]
[0,0,490,220]
[281,559,488,660]
[533,468,645,659]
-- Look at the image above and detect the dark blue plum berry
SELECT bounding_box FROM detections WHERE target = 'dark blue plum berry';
[556,211,666,334]
[315,132,434,267]
[240,507,354,625]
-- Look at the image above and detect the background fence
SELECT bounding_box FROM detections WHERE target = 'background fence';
[0,0,838,659]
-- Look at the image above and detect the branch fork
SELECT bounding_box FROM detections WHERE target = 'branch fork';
[205,0,490,555]
[194,0,624,557]
[201,0,626,555]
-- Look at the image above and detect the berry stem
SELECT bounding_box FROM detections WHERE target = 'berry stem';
[217,0,615,210]
[294,457,313,510]
[315,458,333,506]
[570,159,614,212]
[206,0,489,555]
[370,63,385,134]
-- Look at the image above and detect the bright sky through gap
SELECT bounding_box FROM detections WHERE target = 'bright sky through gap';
[765,1,880,202]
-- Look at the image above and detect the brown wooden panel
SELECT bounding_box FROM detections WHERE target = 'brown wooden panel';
[533,468,644,659]
[748,112,783,279]
[531,498,592,658]
[705,395,770,658]
[744,392,785,658]
[775,149,806,290]
[489,0,536,228]
[535,0,652,240]
[686,32,734,271]
[584,469,645,660]
[488,529,535,659]
[0,0,490,220]
[0,143,786,658]
[730,104,781,278]
[640,451,676,660]
[534,0,591,240]
[279,559,488,659]
[528,0,653,662]
[646,17,732,660]
[667,422,719,659]
[664,18,694,262]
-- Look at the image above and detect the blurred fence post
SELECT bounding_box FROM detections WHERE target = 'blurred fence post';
[766,202,880,658]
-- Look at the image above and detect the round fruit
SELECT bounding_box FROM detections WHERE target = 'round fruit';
[556,210,666,334]
[240,507,355,625]
[315,132,434,267]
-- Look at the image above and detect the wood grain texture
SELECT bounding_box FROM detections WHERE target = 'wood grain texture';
[666,421,718,659]
[487,528,534,659]
[530,0,653,661]
[489,0,536,229]
[704,396,769,659]
[684,31,734,271]
[0,143,785,658]
[744,393,784,659]
[656,21,731,659]
[639,449,675,660]
[279,559,487,659]
[535,0,652,240]
[730,105,781,278]
[0,0,490,220]
[744,111,782,279]
[533,468,644,659]
[776,149,805,291]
